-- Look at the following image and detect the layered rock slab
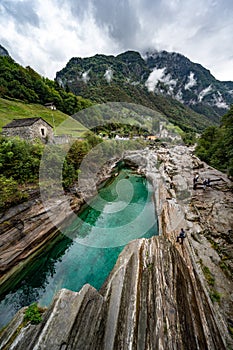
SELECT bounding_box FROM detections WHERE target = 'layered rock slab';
[0,236,227,350]
[0,195,81,290]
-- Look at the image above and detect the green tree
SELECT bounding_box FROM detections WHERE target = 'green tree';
[0,137,44,183]
[0,175,27,209]
[195,106,233,176]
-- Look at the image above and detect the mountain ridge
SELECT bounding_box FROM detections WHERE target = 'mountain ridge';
[0,44,9,57]
[1,44,232,133]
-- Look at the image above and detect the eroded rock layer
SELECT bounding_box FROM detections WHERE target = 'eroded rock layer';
[0,194,81,289]
[0,237,227,350]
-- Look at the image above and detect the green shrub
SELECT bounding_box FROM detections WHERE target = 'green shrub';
[23,303,42,325]
[202,265,215,286]
[0,137,44,183]
[195,106,233,177]
[209,290,221,303]
[0,175,27,210]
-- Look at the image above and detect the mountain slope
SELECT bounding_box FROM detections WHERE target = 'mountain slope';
[56,52,213,132]
[0,98,87,136]
[0,48,93,117]
[0,44,9,57]
[56,50,233,131]
[144,50,233,122]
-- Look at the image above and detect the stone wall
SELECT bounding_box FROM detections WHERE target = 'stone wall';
[2,119,53,143]
[53,134,71,144]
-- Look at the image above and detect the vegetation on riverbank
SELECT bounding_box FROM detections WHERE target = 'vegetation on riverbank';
[0,134,97,210]
[23,303,44,325]
[195,105,233,177]
[0,132,147,210]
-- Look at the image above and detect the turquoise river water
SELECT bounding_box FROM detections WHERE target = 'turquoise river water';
[0,168,158,328]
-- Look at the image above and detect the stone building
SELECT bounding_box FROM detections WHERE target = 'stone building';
[2,117,54,143]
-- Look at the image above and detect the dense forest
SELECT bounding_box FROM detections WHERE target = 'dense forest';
[195,105,233,177]
[0,56,93,115]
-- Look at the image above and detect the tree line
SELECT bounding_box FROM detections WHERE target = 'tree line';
[195,105,233,177]
[0,56,92,115]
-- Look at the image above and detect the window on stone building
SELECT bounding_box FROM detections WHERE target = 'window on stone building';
[41,128,45,136]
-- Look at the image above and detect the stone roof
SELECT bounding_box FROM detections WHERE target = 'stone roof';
[3,117,52,129]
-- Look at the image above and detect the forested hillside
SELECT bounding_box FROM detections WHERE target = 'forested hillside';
[0,55,93,116]
[0,47,219,134]
[196,106,233,177]
[55,50,233,132]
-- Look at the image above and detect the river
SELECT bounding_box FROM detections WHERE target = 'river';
[0,168,158,328]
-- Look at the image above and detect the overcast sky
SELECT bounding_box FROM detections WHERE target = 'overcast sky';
[1,0,233,81]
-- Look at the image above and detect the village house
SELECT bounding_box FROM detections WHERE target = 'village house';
[44,102,56,110]
[2,117,54,143]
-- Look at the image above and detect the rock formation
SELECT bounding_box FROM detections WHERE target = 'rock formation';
[0,144,232,349]
[0,192,81,290]
[0,237,228,350]
[0,158,118,289]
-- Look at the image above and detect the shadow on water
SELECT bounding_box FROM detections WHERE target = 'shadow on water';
[0,168,158,328]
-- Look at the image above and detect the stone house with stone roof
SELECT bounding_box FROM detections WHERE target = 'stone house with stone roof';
[2,117,54,143]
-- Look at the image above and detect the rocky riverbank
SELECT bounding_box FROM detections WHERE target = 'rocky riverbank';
[0,192,80,290]
[0,144,232,349]
[0,158,119,290]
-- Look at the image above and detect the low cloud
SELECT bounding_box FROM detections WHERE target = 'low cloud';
[145,68,166,92]
[82,70,91,84]
[145,67,177,95]
[213,91,229,109]
[198,85,212,102]
[104,68,113,83]
[184,72,197,90]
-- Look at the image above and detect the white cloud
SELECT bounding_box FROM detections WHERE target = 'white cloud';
[213,91,228,109]
[145,67,166,92]
[145,67,177,95]
[184,72,197,90]
[0,0,119,78]
[175,90,183,102]
[81,70,91,84]
[104,68,113,83]
[161,74,177,94]
[0,0,233,81]
[198,85,212,102]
